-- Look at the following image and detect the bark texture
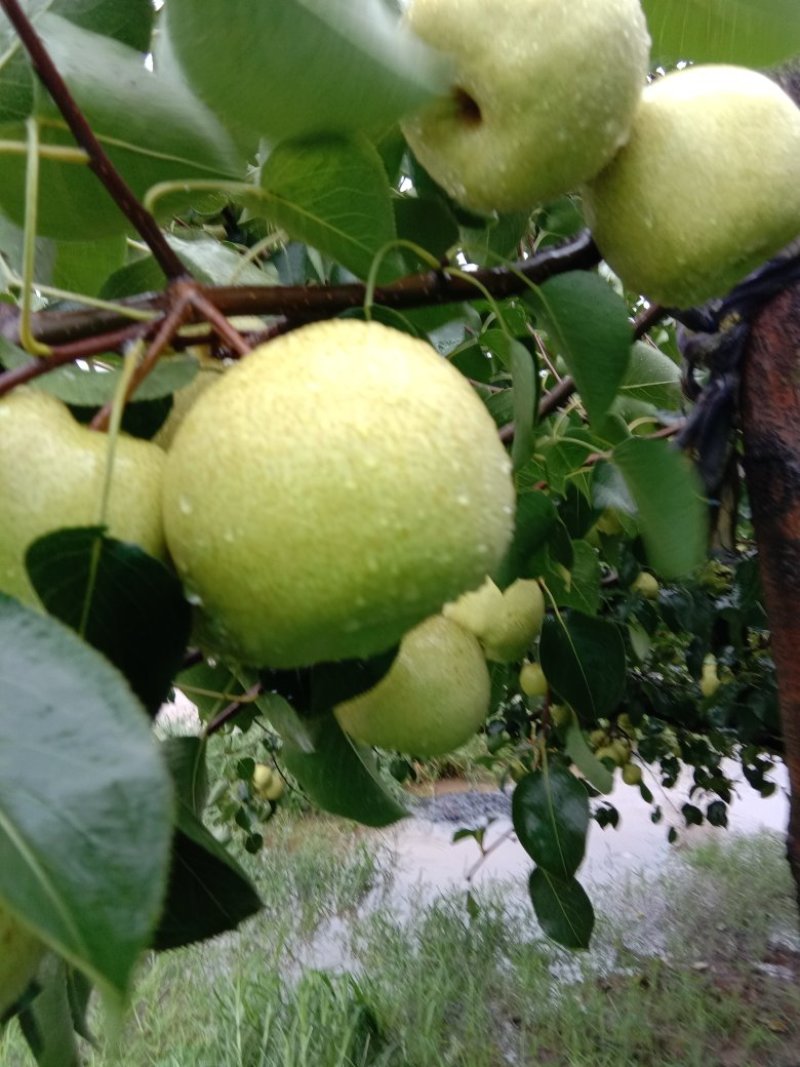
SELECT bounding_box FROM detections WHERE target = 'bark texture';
[741,282,800,911]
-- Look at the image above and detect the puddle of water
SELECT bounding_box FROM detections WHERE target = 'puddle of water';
[375,759,790,902]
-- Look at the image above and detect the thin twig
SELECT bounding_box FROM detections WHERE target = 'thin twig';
[0,321,152,398]
[90,285,194,430]
[204,682,263,737]
[0,0,187,280]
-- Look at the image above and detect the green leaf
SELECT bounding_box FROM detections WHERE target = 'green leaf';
[165,0,447,149]
[512,765,589,879]
[254,135,398,281]
[493,491,558,587]
[529,272,631,427]
[281,714,408,828]
[0,597,173,1000]
[620,341,682,410]
[176,660,242,722]
[161,736,208,819]
[394,196,459,265]
[16,956,81,1067]
[642,0,800,67]
[544,540,601,615]
[613,438,707,578]
[0,340,199,406]
[166,234,279,288]
[0,0,155,123]
[564,716,615,795]
[152,811,262,951]
[539,612,626,720]
[0,15,244,241]
[510,339,537,473]
[51,234,127,297]
[528,868,595,950]
[26,528,192,716]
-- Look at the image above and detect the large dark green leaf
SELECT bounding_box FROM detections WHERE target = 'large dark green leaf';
[642,0,800,67]
[26,528,192,716]
[254,135,398,281]
[529,868,595,950]
[539,612,626,720]
[528,272,631,428]
[152,811,262,952]
[0,597,172,1000]
[165,0,447,150]
[613,438,707,579]
[281,714,408,828]
[0,0,155,123]
[0,15,243,241]
[512,765,589,879]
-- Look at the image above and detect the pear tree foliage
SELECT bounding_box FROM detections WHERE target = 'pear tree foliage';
[0,0,796,1059]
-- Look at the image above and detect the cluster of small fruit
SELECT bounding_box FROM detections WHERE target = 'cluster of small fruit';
[402,0,800,307]
[588,721,643,787]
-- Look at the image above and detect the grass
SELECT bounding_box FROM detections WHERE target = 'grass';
[1,823,798,1066]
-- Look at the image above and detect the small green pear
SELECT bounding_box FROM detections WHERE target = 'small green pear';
[631,571,660,600]
[0,389,166,604]
[443,576,504,638]
[482,579,546,663]
[335,614,490,757]
[519,661,548,699]
[700,654,721,699]
[622,763,643,786]
[252,763,284,802]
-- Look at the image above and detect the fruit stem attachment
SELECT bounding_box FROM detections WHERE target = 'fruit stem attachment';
[0,0,187,282]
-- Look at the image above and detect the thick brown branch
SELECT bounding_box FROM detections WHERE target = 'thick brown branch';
[0,0,187,280]
[3,231,601,351]
[741,279,800,915]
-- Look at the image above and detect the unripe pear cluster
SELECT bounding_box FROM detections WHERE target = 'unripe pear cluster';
[0,318,517,760]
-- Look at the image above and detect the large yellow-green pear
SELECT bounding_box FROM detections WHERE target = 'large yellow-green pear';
[335,614,490,756]
[162,319,515,669]
[400,0,650,213]
[0,389,166,604]
[584,65,800,307]
[0,901,46,1016]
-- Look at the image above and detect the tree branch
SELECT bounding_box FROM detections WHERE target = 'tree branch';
[1,231,602,351]
[0,0,187,280]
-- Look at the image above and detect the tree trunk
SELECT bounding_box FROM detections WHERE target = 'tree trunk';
[741,280,800,912]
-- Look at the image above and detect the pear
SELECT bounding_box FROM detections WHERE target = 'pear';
[401,0,650,213]
[519,660,548,699]
[584,64,800,306]
[163,319,515,669]
[482,579,546,663]
[335,614,490,757]
[0,389,165,604]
